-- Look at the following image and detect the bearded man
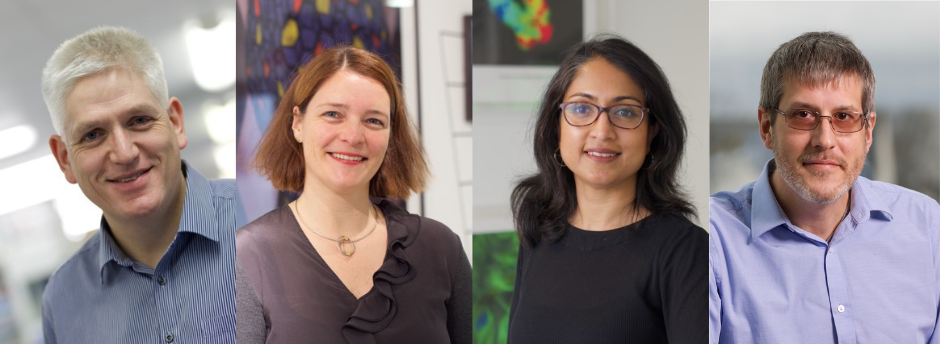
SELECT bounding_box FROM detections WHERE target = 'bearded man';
[709,31,940,344]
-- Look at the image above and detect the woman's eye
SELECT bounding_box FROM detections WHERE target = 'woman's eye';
[324,111,340,118]
[367,118,386,127]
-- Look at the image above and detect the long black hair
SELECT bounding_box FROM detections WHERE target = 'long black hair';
[510,34,695,247]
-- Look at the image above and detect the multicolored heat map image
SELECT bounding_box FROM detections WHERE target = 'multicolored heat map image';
[473,0,582,65]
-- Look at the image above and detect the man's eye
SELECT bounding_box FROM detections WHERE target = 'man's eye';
[834,113,851,121]
[795,110,814,118]
[130,117,153,126]
[83,130,102,142]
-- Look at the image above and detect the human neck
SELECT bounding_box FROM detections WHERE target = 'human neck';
[770,169,850,242]
[569,181,646,231]
[105,176,187,269]
[295,184,375,238]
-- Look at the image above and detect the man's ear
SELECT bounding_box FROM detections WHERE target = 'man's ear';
[864,112,876,153]
[758,107,774,150]
[49,135,77,184]
[167,97,187,150]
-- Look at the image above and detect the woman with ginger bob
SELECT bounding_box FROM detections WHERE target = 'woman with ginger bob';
[235,46,471,344]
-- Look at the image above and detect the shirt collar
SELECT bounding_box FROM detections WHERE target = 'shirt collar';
[750,158,894,241]
[96,162,220,282]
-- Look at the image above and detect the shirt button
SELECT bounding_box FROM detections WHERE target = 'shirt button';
[165,333,174,343]
[157,276,166,286]
[828,247,833,253]
[838,305,845,313]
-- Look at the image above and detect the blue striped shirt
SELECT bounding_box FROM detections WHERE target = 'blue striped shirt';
[41,164,236,344]
[710,159,940,343]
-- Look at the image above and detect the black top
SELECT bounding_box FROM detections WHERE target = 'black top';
[508,213,707,343]
[235,199,471,344]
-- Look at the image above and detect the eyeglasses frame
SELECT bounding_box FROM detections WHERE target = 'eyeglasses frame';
[773,108,870,133]
[559,101,649,130]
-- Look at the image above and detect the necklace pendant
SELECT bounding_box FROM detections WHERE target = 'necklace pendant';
[337,236,355,256]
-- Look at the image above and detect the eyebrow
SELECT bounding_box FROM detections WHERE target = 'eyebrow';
[567,92,643,104]
[316,102,390,117]
[70,104,161,139]
[788,102,861,112]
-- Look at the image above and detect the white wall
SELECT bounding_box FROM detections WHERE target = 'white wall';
[403,0,474,257]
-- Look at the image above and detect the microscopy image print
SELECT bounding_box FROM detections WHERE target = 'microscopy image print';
[473,0,582,65]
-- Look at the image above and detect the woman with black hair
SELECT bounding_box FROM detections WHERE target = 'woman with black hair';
[507,35,707,343]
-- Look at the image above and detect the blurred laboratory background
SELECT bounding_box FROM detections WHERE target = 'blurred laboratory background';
[472,0,709,342]
[710,2,940,201]
[235,0,472,256]
[0,1,235,343]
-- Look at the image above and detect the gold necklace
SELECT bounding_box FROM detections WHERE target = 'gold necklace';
[293,198,378,256]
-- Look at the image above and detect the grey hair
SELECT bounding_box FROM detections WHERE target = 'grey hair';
[760,31,875,125]
[42,26,168,137]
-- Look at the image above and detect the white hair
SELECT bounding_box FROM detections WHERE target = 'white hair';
[42,26,169,137]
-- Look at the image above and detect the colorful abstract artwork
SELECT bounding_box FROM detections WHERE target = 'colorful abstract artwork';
[473,0,582,65]
[472,232,520,344]
[486,0,552,51]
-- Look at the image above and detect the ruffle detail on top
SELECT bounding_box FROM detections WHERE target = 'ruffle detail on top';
[341,199,420,344]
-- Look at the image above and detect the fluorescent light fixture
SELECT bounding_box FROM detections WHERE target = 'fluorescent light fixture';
[0,155,100,241]
[185,13,236,92]
[214,143,236,179]
[0,155,69,217]
[386,0,414,8]
[204,97,237,144]
[0,124,37,161]
[53,186,101,241]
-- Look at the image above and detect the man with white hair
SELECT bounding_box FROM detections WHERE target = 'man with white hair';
[41,26,235,343]
[709,31,940,343]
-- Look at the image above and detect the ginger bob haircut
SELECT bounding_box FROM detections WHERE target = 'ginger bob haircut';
[253,46,429,199]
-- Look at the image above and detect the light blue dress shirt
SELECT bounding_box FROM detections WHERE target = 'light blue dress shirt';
[710,159,940,344]
[41,164,236,344]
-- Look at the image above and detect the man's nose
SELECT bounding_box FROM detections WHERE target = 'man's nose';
[810,116,837,149]
[109,129,139,165]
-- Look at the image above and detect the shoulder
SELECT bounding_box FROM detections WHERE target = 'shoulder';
[236,205,294,254]
[864,178,938,207]
[710,181,756,214]
[207,178,236,200]
[43,233,102,310]
[646,213,707,246]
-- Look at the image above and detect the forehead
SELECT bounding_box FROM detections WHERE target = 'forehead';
[565,58,643,103]
[311,69,390,107]
[63,69,161,131]
[780,74,863,109]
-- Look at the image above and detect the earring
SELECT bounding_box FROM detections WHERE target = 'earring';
[554,148,566,167]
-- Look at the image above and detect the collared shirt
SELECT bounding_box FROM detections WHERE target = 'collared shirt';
[41,163,236,344]
[710,159,940,344]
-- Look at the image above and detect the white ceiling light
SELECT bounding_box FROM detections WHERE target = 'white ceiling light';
[0,124,38,161]
[386,0,414,8]
[185,13,236,92]
[204,97,237,144]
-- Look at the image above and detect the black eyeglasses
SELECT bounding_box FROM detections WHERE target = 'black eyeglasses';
[559,102,648,130]
[774,108,868,133]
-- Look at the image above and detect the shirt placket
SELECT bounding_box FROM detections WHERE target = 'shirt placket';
[824,222,858,344]
[153,242,182,343]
